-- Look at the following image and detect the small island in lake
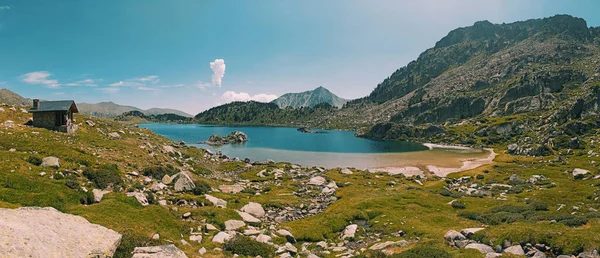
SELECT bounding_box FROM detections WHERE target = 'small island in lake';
[204,131,249,145]
[297,127,327,134]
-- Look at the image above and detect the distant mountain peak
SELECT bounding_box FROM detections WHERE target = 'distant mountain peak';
[271,86,348,109]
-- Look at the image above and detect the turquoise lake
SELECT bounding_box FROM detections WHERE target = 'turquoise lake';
[139,124,447,169]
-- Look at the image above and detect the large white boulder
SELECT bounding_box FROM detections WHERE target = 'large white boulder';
[132,244,188,258]
[41,156,60,168]
[92,189,110,203]
[173,172,195,192]
[212,232,232,243]
[224,220,246,231]
[465,243,495,254]
[341,224,358,239]
[205,194,227,208]
[0,207,121,257]
[237,211,261,224]
[503,245,525,256]
[240,202,265,218]
[308,176,327,186]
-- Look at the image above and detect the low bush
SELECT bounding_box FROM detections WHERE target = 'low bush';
[192,180,211,195]
[141,165,178,179]
[65,180,80,190]
[223,236,273,257]
[83,164,122,189]
[26,156,42,166]
[451,201,466,209]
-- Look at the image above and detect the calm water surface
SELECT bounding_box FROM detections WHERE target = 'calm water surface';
[140,124,481,169]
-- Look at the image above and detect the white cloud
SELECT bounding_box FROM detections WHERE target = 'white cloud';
[0,6,10,11]
[99,87,120,94]
[134,75,159,84]
[196,81,212,89]
[65,78,97,87]
[158,84,186,88]
[210,59,226,87]
[220,91,278,103]
[20,71,60,88]
[108,80,144,87]
[137,86,159,91]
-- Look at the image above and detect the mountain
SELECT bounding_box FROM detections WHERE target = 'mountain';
[0,89,31,106]
[78,102,193,118]
[116,110,192,123]
[271,86,348,108]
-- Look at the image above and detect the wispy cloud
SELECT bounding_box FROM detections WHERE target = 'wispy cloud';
[0,6,10,11]
[197,81,212,89]
[108,75,159,87]
[210,59,226,87]
[158,84,186,89]
[54,92,65,95]
[220,91,277,103]
[99,87,120,94]
[20,71,60,88]
[137,86,159,91]
[65,78,97,87]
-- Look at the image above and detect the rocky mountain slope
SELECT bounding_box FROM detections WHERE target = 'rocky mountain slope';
[78,101,193,118]
[0,89,31,106]
[271,86,348,109]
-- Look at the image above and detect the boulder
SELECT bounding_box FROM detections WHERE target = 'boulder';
[256,234,272,243]
[126,192,149,206]
[162,175,173,184]
[485,253,502,258]
[460,228,485,238]
[205,194,227,208]
[444,230,466,241]
[503,245,525,256]
[173,172,195,192]
[162,145,175,154]
[4,120,14,127]
[0,207,121,257]
[308,176,327,186]
[218,184,245,194]
[198,247,207,255]
[340,168,353,175]
[341,224,358,239]
[189,234,202,243]
[41,156,60,168]
[92,189,110,203]
[369,241,409,250]
[224,220,246,231]
[240,202,266,218]
[108,132,121,140]
[132,244,188,258]
[573,168,590,178]
[237,211,261,224]
[212,232,232,243]
[205,224,218,231]
[465,243,495,254]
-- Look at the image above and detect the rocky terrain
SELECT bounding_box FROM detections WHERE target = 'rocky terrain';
[272,86,348,109]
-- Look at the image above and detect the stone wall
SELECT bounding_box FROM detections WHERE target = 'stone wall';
[33,112,57,129]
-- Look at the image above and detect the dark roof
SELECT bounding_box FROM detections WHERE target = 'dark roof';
[30,100,79,113]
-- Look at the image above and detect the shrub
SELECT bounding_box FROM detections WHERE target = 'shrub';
[83,164,122,189]
[146,193,156,205]
[476,174,485,180]
[65,180,80,190]
[223,236,273,257]
[452,201,466,209]
[53,173,64,180]
[437,189,452,197]
[142,166,178,179]
[26,156,42,166]
[192,180,211,195]
[528,200,549,211]
[79,191,94,205]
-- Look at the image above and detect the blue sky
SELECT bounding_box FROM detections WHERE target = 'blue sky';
[1,0,599,114]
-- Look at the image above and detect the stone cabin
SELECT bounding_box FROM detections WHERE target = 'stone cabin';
[29,99,79,133]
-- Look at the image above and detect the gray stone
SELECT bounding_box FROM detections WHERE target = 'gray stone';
[308,176,327,186]
[132,244,188,258]
[0,207,121,258]
[41,156,60,168]
[573,168,590,178]
[126,192,149,206]
[205,194,227,208]
[256,234,272,243]
[162,175,173,184]
[224,220,246,231]
[212,232,232,243]
[341,224,358,239]
[461,228,485,238]
[340,168,353,175]
[189,234,202,243]
[92,189,109,203]
[198,247,207,255]
[237,211,261,223]
[108,132,121,140]
[173,172,195,192]
[465,243,495,254]
[503,245,525,256]
[240,202,265,218]
[444,230,466,241]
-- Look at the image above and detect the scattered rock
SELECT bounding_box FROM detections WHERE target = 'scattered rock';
[460,228,485,238]
[308,176,327,186]
[224,220,246,231]
[237,211,261,224]
[240,202,265,218]
[41,156,60,168]
[573,168,590,179]
[205,194,227,208]
[503,245,525,256]
[212,232,232,244]
[132,244,188,258]
[152,234,160,240]
[340,168,353,175]
[444,230,466,241]
[189,234,202,243]
[162,175,173,184]
[341,224,358,239]
[126,192,149,206]
[256,234,272,243]
[0,207,122,258]
[465,243,495,254]
[173,172,195,192]
[198,247,207,255]
[108,132,121,140]
[219,184,245,194]
[92,189,109,203]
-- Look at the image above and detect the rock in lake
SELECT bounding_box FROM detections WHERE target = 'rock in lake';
[297,127,313,133]
[132,244,188,258]
[205,131,248,145]
[0,207,121,258]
